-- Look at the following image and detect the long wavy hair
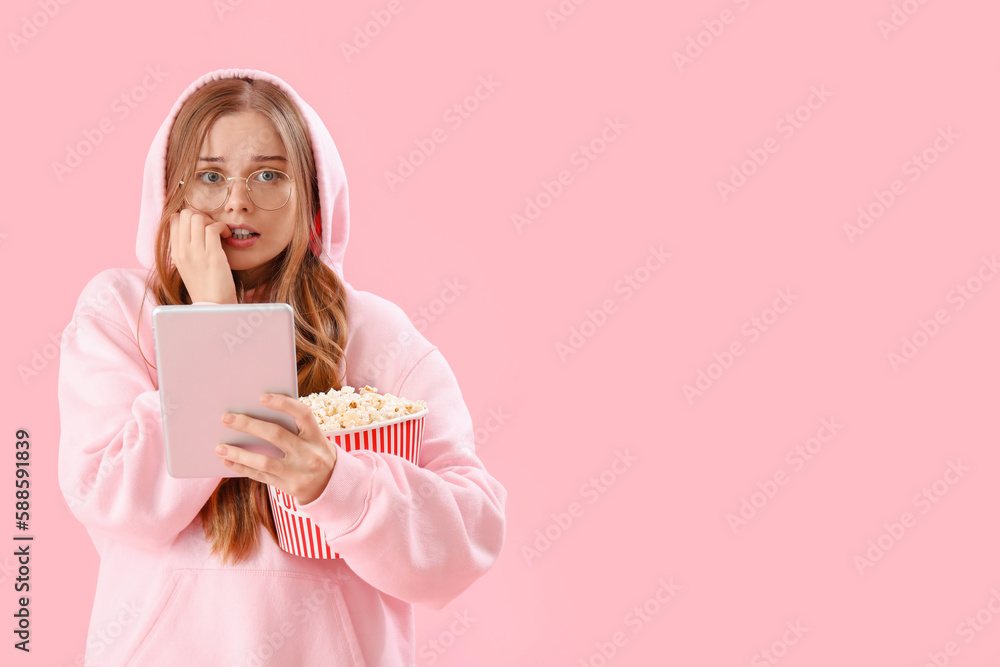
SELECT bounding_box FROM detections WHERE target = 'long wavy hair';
[135,77,350,564]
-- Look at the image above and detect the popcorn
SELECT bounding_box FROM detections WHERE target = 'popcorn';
[270,387,428,559]
[299,385,427,431]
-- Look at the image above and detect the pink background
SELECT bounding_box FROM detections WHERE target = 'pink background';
[3,0,999,665]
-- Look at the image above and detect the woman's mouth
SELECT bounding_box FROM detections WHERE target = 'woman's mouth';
[224,231,260,248]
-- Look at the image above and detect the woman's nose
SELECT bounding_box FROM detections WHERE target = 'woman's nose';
[226,178,255,212]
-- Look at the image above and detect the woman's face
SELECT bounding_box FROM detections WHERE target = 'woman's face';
[194,111,297,284]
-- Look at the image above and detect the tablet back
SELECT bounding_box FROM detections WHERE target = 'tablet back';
[152,303,299,478]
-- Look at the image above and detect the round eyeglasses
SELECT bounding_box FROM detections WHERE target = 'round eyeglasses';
[179,168,295,212]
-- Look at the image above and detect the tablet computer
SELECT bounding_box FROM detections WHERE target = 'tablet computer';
[152,303,299,478]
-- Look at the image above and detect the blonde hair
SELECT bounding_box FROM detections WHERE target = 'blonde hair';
[136,76,350,564]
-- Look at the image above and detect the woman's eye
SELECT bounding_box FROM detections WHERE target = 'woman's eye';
[198,171,224,184]
[255,171,283,182]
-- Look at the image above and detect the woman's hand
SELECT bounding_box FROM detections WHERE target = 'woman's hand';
[169,208,238,304]
[215,393,338,505]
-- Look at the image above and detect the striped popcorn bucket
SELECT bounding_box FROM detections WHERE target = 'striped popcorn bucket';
[267,408,428,559]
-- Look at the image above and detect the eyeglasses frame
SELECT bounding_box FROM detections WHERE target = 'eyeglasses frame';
[178,167,296,212]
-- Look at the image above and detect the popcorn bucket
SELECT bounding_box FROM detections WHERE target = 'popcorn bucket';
[267,408,428,559]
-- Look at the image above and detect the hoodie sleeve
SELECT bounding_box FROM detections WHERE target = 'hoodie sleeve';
[57,310,222,552]
[295,348,507,610]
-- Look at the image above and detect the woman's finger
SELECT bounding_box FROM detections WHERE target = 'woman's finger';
[259,393,323,441]
[220,397,337,501]
[221,411,293,455]
[169,213,178,256]
[203,222,231,259]
[215,444,282,484]
[189,211,211,252]
[178,208,192,248]
[210,220,232,239]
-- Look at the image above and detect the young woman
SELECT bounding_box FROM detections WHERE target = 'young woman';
[57,68,507,666]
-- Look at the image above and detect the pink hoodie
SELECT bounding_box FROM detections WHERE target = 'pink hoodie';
[57,68,506,667]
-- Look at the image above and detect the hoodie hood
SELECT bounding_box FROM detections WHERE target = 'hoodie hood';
[135,68,349,278]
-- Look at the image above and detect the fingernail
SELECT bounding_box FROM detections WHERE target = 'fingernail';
[222,413,234,424]
[261,393,271,403]
[216,444,227,455]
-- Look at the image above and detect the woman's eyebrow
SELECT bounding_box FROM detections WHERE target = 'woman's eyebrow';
[198,155,289,163]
